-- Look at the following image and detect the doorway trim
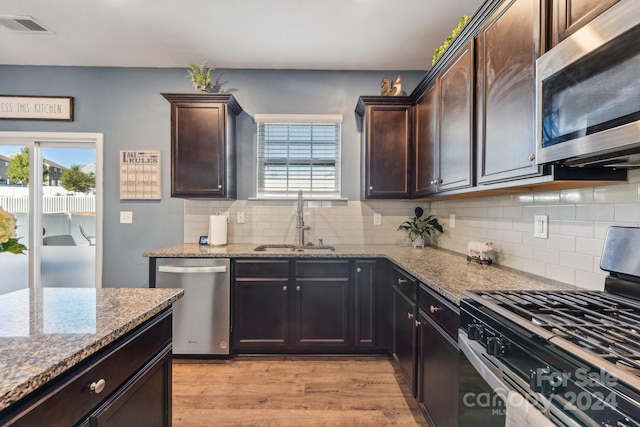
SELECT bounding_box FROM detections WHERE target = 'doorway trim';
[0,131,104,288]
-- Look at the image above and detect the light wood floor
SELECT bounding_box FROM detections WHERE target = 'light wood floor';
[172,356,430,427]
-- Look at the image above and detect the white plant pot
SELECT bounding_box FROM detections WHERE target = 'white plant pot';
[412,237,425,248]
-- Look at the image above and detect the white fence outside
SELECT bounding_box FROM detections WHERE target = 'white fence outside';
[0,195,95,214]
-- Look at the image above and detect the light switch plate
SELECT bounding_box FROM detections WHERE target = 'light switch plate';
[449,213,456,228]
[534,215,548,238]
[120,211,133,224]
[237,212,245,224]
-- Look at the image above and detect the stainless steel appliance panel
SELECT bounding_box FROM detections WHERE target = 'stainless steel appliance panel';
[156,258,230,355]
[535,0,640,167]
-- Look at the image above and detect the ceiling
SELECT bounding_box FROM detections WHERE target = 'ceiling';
[0,0,483,71]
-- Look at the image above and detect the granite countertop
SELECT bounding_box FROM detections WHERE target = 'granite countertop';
[144,243,575,304]
[0,287,183,412]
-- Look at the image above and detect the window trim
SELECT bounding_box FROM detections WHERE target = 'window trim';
[254,114,343,199]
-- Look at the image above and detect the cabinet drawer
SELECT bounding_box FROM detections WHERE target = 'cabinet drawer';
[418,284,459,339]
[235,259,290,278]
[391,266,417,301]
[295,260,349,278]
[2,310,172,427]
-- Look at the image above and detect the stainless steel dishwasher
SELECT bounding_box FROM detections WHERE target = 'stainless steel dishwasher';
[156,258,230,356]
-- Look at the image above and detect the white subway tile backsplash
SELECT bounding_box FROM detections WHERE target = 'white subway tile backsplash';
[182,180,639,290]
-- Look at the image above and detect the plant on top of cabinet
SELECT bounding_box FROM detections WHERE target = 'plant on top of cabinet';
[398,207,443,248]
[432,15,471,66]
[187,61,214,92]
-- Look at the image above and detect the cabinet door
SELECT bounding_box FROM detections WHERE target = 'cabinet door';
[354,260,376,347]
[418,311,458,427]
[437,40,474,192]
[476,0,542,184]
[364,104,412,198]
[234,279,290,348]
[171,102,226,197]
[551,0,620,46]
[293,278,350,346]
[392,288,417,395]
[83,349,172,427]
[414,82,439,197]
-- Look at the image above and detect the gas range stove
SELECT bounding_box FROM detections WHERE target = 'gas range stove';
[459,227,640,427]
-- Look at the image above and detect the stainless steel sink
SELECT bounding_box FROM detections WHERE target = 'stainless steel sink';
[254,244,335,252]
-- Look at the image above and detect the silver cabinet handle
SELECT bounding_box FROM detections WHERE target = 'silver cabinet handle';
[90,378,106,394]
[429,305,442,314]
[415,320,421,327]
[158,265,227,274]
[369,186,373,191]
[296,285,301,291]
[283,285,288,291]
[398,278,407,284]
[407,312,414,319]
[528,153,535,161]
[218,184,223,189]
[356,267,362,273]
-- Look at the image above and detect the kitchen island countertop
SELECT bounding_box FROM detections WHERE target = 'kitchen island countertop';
[0,287,183,412]
[144,243,576,304]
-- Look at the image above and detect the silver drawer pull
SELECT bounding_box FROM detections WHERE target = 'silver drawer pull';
[90,378,106,394]
[398,278,407,284]
[415,320,421,328]
[283,285,288,291]
[296,285,301,291]
[407,312,414,319]
[429,305,442,314]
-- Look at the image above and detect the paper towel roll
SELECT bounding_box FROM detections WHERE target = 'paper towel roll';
[208,215,227,246]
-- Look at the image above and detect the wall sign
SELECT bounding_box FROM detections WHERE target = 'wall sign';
[119,150,162,200]
[0,95,74,121]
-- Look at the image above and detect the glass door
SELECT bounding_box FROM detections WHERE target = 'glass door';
[0,144,29,293]
[0,132,103,293]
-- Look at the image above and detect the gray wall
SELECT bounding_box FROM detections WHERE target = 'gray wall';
[0,66,423,287]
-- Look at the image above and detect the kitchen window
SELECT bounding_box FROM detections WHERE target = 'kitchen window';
[255,114,342,198]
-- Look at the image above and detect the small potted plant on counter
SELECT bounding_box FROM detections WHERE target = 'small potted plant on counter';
[398,207,444,248]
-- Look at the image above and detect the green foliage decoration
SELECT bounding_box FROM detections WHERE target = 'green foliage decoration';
[398,207,444,241]
[187,61,215,92]
[432,15,471,66]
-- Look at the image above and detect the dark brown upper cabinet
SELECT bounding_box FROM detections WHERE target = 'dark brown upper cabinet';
[550,0,620,47]
[356,97,412,199]
[476,0,542,184]
[436,39,475,193]
[413,82,439,197]
[414,40,474,197]
[162,93,242,199]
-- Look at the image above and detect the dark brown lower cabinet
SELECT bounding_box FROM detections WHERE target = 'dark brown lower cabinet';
[417,283,460,427]
[392,287,417,395]
[0,310,173,427]
[418,310,459,427]
[233,259,379,353]
[79,349,172,427]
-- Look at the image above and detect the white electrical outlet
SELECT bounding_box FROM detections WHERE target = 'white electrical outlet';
[534,215,548,238]
[373,212,382,225]
[449,213,456,228]
[237,211,245,224]
[120,211,133,224]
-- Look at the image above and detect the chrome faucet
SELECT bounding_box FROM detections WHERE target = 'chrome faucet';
[296,189,310,246]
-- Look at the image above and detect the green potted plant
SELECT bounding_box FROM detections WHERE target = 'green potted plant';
[187,61,214,92]
[398,207,444,248]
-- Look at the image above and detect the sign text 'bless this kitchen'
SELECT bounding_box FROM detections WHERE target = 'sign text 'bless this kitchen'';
[0,95,74,121]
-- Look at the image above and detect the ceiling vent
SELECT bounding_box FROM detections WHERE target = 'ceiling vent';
[0,15,49,32]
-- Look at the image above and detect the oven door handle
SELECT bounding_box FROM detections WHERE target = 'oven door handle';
[459,331,510,402]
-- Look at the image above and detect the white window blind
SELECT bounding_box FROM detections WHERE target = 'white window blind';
[255,114,342,198]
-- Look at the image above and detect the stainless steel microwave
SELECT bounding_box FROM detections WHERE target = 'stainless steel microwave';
[535,0,640,168]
